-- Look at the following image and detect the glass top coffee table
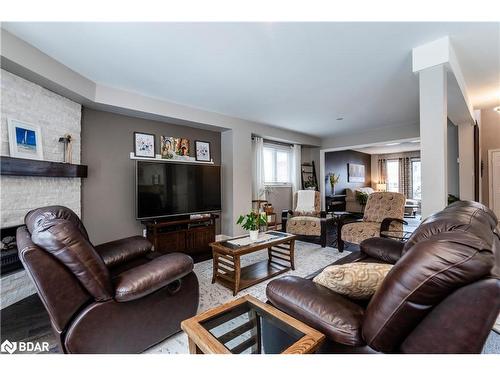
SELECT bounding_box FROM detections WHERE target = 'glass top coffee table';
[181,295,325,354]
[210,231,297,296]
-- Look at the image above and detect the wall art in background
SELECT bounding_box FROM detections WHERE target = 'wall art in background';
[195,140,211,161]
[134,132,155,158]
[7,118,44,160]
[348,163,365,183]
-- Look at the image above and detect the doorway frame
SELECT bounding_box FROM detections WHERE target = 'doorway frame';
[488,148,500,211]
[319,137,420,210]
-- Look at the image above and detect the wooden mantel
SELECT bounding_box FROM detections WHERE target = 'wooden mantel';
[0,156,88,178]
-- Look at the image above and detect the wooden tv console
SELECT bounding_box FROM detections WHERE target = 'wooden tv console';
[144,214,218,262]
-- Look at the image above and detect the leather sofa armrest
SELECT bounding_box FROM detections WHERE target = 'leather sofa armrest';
[359,237,404,264]
[113,253,193,302]
[266,276,365,346]
[95,236,152,268]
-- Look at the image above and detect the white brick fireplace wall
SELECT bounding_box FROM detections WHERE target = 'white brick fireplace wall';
[1,69,82,308]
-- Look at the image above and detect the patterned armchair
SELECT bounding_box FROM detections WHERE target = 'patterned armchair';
[282,191,332,247]
[340,192,406,251]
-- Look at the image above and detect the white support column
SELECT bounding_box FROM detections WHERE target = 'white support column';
[221,128,252,236]
[419,64,448,218]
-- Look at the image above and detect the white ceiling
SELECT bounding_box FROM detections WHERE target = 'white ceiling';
[353,140,421,155]
[2,22,499,137]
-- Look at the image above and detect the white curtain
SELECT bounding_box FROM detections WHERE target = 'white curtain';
[252,137,265,199]
[291,144,302,200]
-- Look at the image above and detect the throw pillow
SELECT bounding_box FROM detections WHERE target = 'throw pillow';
[313,262,393,300]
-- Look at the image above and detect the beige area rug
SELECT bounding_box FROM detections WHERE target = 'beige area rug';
[145,241,346,353]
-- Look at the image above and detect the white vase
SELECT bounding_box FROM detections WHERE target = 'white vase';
[249,230,259,241]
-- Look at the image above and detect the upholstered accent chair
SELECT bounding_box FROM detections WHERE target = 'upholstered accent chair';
[340,192,406,251]
[282,190,332,247]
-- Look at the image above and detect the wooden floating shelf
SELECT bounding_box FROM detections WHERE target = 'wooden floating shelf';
[129,152,214,165]
[0,156,88,178]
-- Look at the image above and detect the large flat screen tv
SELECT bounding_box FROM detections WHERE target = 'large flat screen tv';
[136,161,221,220]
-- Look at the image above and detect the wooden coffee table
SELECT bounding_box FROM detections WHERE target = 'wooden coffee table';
[210,231,297,296]
[181,295,325,354]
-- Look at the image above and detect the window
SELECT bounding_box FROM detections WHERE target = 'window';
[386,160,399,192]
[411,159,421,200]
[263,144,291,184]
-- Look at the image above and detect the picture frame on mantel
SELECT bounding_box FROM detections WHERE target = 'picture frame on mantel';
[134,132,156,158]
[195,140,211,162]
[7,118,44,160]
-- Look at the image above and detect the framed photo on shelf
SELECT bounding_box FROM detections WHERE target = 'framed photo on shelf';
[7,118,44,160]
[160,136,175,159]
[195,140,211,162]
[134,132,156,158]
[174,138,190,156]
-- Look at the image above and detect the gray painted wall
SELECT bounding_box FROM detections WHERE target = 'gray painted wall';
[81,108,221,245]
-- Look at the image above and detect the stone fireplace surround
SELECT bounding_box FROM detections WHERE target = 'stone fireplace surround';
[0,69,82,308]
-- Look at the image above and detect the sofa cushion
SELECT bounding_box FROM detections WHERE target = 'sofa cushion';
[287,216,321,236]
[266,276,365,346]
[313,263,393,300]
[341,221,382,245]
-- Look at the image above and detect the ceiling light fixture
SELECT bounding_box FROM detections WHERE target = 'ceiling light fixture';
[385,142,401,146]
[494,106,500,113]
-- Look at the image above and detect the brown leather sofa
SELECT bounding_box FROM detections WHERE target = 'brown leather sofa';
[267,201,500,353]
[17,206,199,353]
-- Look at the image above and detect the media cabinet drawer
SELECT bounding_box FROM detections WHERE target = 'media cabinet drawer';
[152,231,186,254]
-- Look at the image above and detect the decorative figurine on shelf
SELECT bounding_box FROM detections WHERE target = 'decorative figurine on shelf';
[329,173,340,195]
[58,134,73,163]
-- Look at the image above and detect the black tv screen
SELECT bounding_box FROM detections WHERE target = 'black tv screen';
[136,161,221,220]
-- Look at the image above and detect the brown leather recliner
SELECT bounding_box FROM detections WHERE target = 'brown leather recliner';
[267,200,500,353]
[17,206,199,354]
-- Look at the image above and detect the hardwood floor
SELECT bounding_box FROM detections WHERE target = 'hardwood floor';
[0,294,60,353]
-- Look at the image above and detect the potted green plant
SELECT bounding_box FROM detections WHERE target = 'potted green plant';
[304,179,317,190]
[355,191,369,208]
[237,211,267,241]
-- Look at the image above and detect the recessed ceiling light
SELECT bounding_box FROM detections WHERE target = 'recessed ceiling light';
[494,106,500,113]
[385,142,401,146]
[336,117,344,121]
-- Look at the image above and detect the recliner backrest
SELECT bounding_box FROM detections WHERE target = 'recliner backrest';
[403,201,498,254]
[17,226,92,332]
[25,206,113,301]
